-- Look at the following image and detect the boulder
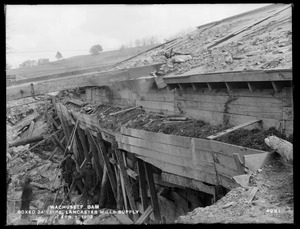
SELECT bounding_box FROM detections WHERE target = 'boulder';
[172,55,193,63]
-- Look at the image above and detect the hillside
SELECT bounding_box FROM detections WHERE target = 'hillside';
[109,4,292,75]
[7,45,156,79]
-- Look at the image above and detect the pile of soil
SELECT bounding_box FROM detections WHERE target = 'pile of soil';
[176,156,293,224]
[61,100,293,152]
[217,127,293,152]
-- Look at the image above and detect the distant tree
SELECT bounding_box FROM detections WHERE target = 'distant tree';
[119,44,127,50]
[55,51,63,60]
[89,44,103,55]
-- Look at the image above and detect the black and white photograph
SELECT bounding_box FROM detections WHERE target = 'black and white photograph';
[6,4,293,225]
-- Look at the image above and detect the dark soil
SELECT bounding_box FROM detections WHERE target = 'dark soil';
[217,127,293,152]
[62,101,292,152]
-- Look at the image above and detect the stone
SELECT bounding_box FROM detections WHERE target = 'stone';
[225,55,233,64]
[172,55,193,63]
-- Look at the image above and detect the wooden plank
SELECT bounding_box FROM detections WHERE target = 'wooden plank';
[175,92,283,107]
[125,151,217,185]
[117,140,216,175]
[163,69,292,84]
[137,159,149,212]
[119,169,129,211]
[207,119,262,140]
[136,100,175,112]
[112,154,124,210]
[8,135,44,148]
[109,106,141,116]
[135,206,153,225]
[45,112,60,129]
[99,165,108,208]
[176,107,279,130]
[115,149,139,222]
[56,104,70,142]
[120,127,191,149]
[176,86,287,99]
[160,172,215,195]
[86,130,103,183]
[144,162,161,223]
[175,100,282,118]
[95,133,117,200]
[192,138,268,157]
[77,127,90,162]
[117,134,192,158]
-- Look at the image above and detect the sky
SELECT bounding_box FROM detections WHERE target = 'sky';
[6,4,270,69]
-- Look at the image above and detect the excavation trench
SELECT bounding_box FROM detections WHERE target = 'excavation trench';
[6,91,291,225]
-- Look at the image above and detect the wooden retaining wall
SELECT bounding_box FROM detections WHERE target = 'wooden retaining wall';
[54,101,274,223]
[85,79,293,135]
[116,127,270,190]
[56,102,272,191]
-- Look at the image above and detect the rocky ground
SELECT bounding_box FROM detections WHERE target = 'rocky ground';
[176,155,293,224]
[109,4,292,77]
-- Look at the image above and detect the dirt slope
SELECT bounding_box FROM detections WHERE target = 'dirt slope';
[176,156,293,224]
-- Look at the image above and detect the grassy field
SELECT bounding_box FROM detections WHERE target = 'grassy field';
[7,45,156,79]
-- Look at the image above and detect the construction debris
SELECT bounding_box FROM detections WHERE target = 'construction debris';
[264,136,293,163]
[176,157,293,223]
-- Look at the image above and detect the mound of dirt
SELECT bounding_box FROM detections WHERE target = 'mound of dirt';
[60,100,292,152]
[217,127,293,152]
[176,156,293,224]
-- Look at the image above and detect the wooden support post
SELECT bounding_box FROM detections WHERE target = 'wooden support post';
[99,166,108,208]
[191,83,197,91]
[271,81,283,92]
[115,149,139,222]
[178,83,184,91]
[207,82,213,91]
[73,130,84,164]
[120,171,128,210]
[137,159,149,212]
[111,151,124,210]
[144,162,161,223]
[86,130,103,184]
[77,127,90,162]
[247,82,255,92]
[225,82,232,91]
[95,133,117,201]
[63,116,72,142]
[56,104,70,142]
